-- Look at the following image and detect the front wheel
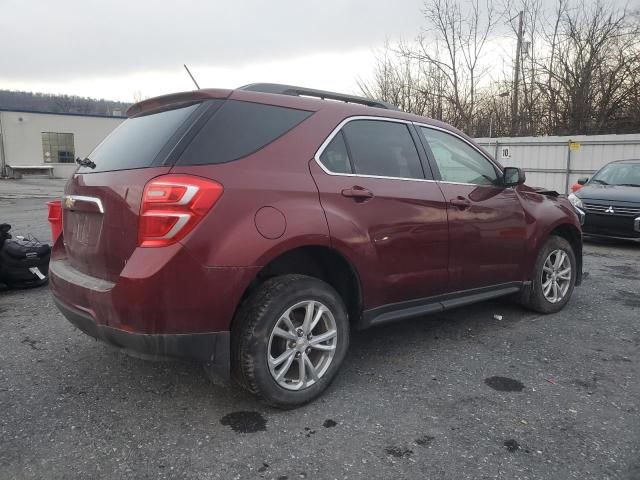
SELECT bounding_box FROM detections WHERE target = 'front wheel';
[231,274,350,409]
[522,235,576,314]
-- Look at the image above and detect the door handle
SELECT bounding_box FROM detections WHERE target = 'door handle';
[450,196,471,209]
[342,186,374,201]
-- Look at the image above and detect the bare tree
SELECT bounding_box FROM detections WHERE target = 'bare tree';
[359,0,640,137]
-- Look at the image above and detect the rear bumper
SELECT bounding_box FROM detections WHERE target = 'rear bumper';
[50,239,260,376]
[54,296,231,374]
[49,240,260,334]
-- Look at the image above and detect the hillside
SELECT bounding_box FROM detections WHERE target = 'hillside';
[0,90,130,117]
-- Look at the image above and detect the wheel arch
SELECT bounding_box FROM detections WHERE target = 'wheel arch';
[544,222,583,286]
[233,245,364,330]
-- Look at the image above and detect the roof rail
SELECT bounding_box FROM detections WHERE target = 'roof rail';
[238,83,399,110]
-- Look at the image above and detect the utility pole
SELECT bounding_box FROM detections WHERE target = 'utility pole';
[511,11,524,136]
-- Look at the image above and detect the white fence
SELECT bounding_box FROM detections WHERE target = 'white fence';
[475,134,640,194]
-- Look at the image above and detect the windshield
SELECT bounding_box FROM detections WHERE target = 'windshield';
[590,162,640,187]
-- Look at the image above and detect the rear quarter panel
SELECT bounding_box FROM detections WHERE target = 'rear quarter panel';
[169,109,343,267]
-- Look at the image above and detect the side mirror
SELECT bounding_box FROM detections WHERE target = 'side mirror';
[577,177,589,185]
[503,167,526,187]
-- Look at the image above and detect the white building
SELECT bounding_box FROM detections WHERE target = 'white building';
[0,109,124,179]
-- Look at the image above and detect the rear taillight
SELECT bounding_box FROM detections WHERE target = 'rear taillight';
[138,175,223,247]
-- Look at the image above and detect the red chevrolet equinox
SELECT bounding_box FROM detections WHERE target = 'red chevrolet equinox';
[51,84,583,408]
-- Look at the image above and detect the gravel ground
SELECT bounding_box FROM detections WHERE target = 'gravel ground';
[1,178,639,480]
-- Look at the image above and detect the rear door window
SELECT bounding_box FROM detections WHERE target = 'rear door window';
[178,100,312,165]
[81,103,200,173]
[340,120,424,179]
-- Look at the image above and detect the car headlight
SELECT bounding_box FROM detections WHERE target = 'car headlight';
[568,193,584,210]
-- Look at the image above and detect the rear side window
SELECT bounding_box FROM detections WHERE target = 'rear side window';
[341,120,424,179]
[319,132,353,174]
[178,100,312,165]
[82,103,200,173]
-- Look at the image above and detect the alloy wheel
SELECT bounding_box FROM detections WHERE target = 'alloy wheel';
[541,249,572,303]
[267,300,338,391]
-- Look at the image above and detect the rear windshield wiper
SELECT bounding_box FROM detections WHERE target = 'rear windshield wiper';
[618,183,640,187]
[75,157,96,169]
[591,178,608,185]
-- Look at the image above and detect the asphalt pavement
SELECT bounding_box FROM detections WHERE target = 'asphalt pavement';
[0,178,638,479]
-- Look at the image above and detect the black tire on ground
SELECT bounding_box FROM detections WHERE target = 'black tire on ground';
[230,274,350,409]
[521,235,577,314]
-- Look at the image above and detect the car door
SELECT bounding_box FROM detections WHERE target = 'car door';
[417,125,527,292]
[309,118,449,309]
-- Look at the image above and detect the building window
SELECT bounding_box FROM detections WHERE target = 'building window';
[42,132,75,163]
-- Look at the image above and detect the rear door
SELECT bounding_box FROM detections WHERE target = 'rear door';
[62,102,206,281]
[310,118,449,308]
[417,125,527,291]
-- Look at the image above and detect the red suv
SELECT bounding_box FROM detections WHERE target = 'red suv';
[50,84,583,408]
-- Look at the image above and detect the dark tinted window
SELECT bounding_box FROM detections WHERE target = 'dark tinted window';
[319,132,352,174]
[179,100,312,165]
[419,127,498,185]
[341,120,424,179]
[82,103,199,173]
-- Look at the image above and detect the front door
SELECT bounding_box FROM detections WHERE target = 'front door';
[310,118,449,309]
[417,126,527,291]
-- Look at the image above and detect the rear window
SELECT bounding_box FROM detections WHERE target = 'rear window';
[177,100,312,166]
[80,103,200,173]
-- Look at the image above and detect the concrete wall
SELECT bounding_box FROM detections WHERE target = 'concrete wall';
[0,110,123,178]
[476,134,640,193]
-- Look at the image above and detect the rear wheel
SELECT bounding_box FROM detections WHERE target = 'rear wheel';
[231,274,349,409]
[522,235,576,314]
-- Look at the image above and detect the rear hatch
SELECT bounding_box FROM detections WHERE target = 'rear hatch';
[62,97,216,282]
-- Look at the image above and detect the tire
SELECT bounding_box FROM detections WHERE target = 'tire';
[522,235,576,314]
[231,274,350,409]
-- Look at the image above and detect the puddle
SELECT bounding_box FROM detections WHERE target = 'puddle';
[323,419,337,428]
[503,439,520,452]
[415,435,435,446]
[385,446,413,458]
[485,376,525,392]
[219,411,267,433]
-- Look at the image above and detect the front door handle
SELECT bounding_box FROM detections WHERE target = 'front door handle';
[342,186,374,201]
[450,196,471,209]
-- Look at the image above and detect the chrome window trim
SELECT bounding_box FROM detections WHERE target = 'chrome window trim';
[62,195,104,214]
[313,115,504,187]
[635,216,640,232]
[313,116,436,183]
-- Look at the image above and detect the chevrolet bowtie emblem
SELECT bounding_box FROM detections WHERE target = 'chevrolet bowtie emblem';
[605,206,615,214]
[63,196,75,209]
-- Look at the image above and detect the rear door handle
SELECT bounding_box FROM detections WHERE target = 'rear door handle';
[450,196,471,209]
[342,186,374,200]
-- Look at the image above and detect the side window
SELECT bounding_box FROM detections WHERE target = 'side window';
[179,100,312,165]
[319,131,353,174]
[341,120,424,179]
[420,127,498,185]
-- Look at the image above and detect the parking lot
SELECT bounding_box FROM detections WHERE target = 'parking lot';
[1,178,638,480]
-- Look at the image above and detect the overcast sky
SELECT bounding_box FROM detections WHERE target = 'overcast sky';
[0,0,428,102]
[3,0,636,103]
